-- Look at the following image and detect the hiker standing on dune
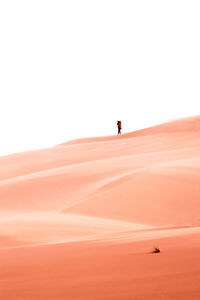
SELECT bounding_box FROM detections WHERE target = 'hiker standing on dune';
[117,120,122,135]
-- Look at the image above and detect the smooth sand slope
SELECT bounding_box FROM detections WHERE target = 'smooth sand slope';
[0,116,200,299]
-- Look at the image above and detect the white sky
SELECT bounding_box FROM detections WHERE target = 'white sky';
[0,0,200,156]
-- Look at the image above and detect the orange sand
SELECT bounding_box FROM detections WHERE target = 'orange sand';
[0,116,200,299]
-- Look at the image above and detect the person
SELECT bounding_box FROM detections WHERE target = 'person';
[117,120,122,134]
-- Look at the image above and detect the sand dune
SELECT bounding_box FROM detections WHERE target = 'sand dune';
[0,116,200,299]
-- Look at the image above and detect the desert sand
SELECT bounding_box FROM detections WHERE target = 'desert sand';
[0,116,200,299]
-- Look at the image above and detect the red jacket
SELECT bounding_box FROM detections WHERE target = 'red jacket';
[117,121,121,129]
